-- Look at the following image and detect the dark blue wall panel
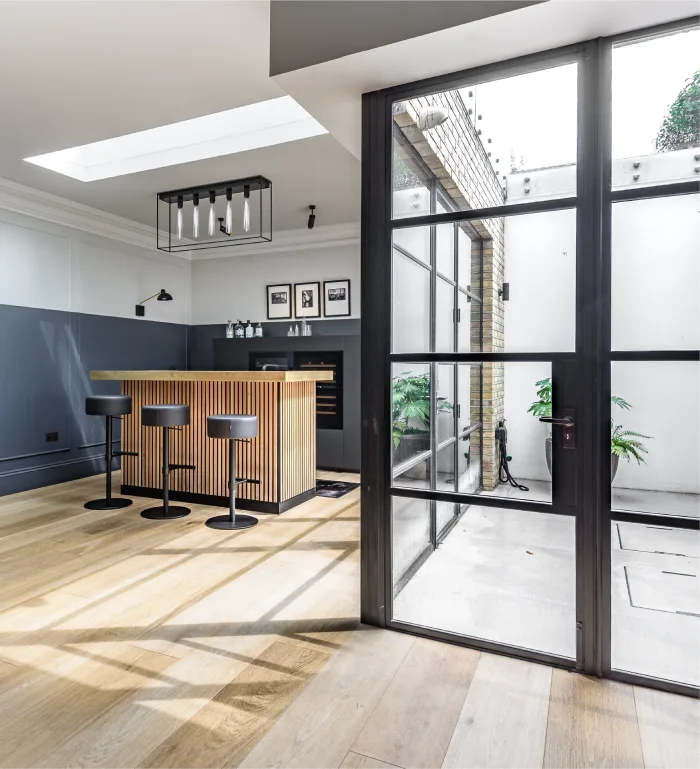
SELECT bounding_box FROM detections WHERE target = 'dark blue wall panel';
[0,305,187,496]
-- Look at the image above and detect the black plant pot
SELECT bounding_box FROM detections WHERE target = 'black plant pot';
[394,432,430,478]
[545,436,619,481]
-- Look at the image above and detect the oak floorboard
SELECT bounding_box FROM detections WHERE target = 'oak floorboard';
[634,685,700,769]
[442,653,551,769]
[238,626,415,769]
[140,640,330,768]
[340,752,402,769]
[351,636,479,769]
[544,670,644,769]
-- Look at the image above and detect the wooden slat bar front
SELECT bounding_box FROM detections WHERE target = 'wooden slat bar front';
[92,371,331,513]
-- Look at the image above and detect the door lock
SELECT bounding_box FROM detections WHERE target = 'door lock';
[539,409,575,449]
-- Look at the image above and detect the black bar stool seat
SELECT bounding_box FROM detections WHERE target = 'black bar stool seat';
[84,395,137,511]
[205,414,259,531]
[141,404,195,521]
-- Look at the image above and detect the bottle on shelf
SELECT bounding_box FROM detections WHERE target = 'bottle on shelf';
[254,322,263,338]
[234,320,244,339]
[294,324,300,337]
[288,326,294,337]
[300,319,307,337]
[245,320,254,338]
[226,320,234,339]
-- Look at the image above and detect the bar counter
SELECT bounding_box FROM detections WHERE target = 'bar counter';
[91,370,332,513]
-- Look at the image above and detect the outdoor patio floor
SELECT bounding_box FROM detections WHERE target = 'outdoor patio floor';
[393,482,699,687]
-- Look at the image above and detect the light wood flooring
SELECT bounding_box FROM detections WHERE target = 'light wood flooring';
[0,472,697,768]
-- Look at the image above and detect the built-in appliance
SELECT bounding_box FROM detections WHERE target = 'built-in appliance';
[249,353,291,371]
[295,351,343,430]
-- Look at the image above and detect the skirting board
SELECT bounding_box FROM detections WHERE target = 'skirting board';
[121,485,316,514]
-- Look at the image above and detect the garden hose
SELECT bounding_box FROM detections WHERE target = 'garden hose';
[495,421,529,492]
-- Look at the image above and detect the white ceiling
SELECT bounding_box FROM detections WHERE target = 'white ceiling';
[276,0,699,159]
[0,1,360,232]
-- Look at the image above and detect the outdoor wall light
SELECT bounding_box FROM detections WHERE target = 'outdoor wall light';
[498,283,510,301]
[308,204,316,229]
[136,289,173,317]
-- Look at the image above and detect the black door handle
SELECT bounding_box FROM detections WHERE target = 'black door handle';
[539,416,575,427]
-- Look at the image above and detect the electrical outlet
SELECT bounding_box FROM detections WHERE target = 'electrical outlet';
[46,431,59,442]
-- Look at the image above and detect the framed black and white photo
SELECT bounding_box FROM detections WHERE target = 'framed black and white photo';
[266,283,292,320]
[323,279,351,317]
[294,282,321,318]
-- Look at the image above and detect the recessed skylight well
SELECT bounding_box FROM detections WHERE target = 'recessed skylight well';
[24,96,327,182]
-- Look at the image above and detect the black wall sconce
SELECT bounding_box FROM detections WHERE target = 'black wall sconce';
[498,282,510,301]
[307,204,316,229]
[136,289,173,317]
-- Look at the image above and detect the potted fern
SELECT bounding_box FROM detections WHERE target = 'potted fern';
[528,377,651,481]
[392,372,452,474]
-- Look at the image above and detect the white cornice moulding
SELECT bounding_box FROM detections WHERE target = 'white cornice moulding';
[189,222,360,260]
[0,175,190,258]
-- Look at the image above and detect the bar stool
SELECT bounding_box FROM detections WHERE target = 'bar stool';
[205,414,259,531]
[141,404,195,520]
[84,395,138,510]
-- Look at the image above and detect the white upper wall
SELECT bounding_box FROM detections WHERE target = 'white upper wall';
[190,240,360,325]
[0,204,190,324]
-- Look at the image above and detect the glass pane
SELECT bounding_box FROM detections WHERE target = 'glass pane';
[437,364,455,444]
[500,209,576,352]
[477,362,552,504]
[392,497,431,591]
[392,63,577,218]
[458,363,481,436]
[458,226,477,291]
[436,278,455,353]
[393,223,430,266]
[436,443,456,492]
[392,143,431,220]
[458,290,474,352]
[612,521,699,686]
[392,364,431,481]
[612,27,700,190]
[457,432,482,494]
[436,501,459,540]
[612,195,700,351]
[611,362,699,520]
[436,222,455,280]
[392,500,576,659]
[392,247,430,353]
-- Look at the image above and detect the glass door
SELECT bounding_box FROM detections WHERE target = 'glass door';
[361,16,699,695]
[389,55,582,668]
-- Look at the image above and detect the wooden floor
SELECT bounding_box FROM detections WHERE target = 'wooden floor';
[0,472,696,769]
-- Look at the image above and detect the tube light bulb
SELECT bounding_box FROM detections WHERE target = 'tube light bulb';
[208,191,216,237]
[243,185,250,233]
[176,196,183,241]
[192,193,199,239]
[225,188,233,235]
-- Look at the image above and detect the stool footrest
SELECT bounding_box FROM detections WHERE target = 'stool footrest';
[169,463,196,471]
[234,477,260,485]
[115,450,138,458]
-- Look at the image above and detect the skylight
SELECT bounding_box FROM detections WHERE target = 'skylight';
[24,96,327,182]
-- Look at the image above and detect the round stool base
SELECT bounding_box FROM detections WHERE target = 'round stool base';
[205,514,258,531]
[141,505,190,520]
[84,498,133,511]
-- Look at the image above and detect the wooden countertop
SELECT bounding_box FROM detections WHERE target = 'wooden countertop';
[91,370,333,382]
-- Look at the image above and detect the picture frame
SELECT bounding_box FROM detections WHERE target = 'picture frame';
[266,283,292,320]
[323,279,351,317]
[294,282,321,318]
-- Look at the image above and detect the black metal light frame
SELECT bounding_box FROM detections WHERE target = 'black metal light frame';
[156,175,272,252]
[361,16,700,698]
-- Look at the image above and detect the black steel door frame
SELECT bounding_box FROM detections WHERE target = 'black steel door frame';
[361,17,700,697]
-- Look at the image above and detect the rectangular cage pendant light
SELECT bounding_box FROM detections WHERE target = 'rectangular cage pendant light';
[156,175,272,252]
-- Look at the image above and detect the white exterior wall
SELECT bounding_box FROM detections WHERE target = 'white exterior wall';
[503,152,699,493]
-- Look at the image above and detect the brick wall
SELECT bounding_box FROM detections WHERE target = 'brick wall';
[395,91,505,489]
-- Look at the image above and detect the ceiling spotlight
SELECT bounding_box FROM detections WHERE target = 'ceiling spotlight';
[308,205,316,230]
[135,289,173,317]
